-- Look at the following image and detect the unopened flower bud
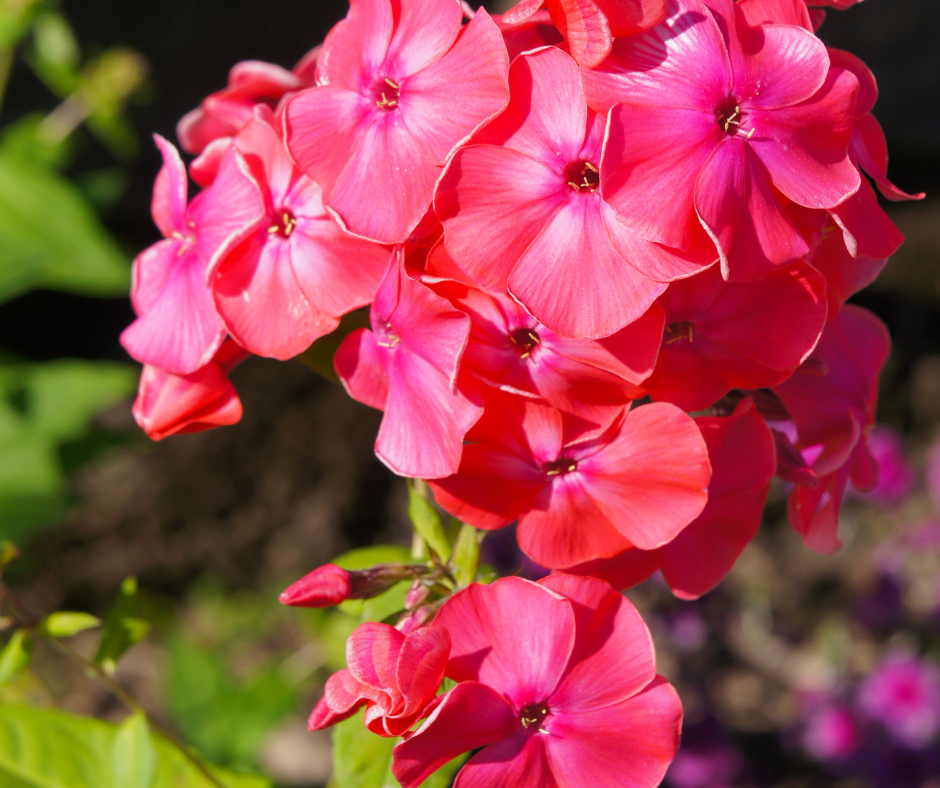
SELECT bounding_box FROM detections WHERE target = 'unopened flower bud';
[405,579,431,610]
[280,564,351,608]
[396,605,435,636]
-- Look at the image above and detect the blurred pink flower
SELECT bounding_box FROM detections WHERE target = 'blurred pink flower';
[859,653,940,749]
[854,426,915,504]
[801,703,861,761]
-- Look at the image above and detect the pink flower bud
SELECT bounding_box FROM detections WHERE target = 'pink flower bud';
[279,564,352,608]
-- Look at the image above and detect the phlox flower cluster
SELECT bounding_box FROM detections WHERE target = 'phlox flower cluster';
[123,0,917,783]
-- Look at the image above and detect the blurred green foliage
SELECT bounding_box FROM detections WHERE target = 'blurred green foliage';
[0,0,149,543]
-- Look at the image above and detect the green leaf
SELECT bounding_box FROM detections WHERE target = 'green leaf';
[111,711,156,788]
[41,611,101,638]
[0,705,270,788]
[332,713,464,788]
[0,630,32,686]
[95,577,150,673]
[407,483,451,562]
[0,151,129,303]
[452,524,480,588]
[0,0,41,52]
[331,546,412,572]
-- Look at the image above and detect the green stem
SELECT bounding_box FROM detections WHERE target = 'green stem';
[2,583,229,788]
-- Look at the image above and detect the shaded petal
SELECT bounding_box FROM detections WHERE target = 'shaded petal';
[811,218,886,314]
[829,175,904,260]
[385,0,463,77]
[457,733,557,788]
[603,102,723,250]
[736,0,812,30]
[434,577,576,708]
[547,0,612,68]
[595,0,667,37]
[392,682,519,788]
[749,68,860,210]
[151,135,188,237]
[853,113,925,201]
[509,196,667,339]
[335,328,391,411]
[739,23,829,110]
[317,0,393,91]
[346,622,404,706]
[541,573,657,711]
[545,677,682,788]
[309,669,367,731]
[437,145,563,291]
[129,239,180,317]
[694,137,809,281]
[397,627,451,719]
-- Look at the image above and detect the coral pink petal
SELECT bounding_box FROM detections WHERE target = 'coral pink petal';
[740,24,829,110]
[545,677,682,788]
[121,249,226,375]
[437,145,564,291]
[151,135,188,237]
[392,682,519,788]
[473,47,586,165]
[399,10,510,163]
[694,138,809,281]
[190,137,232,188]
[346,622,404,701]
[578,403,711,549]
[603,103,724,250]
[548,0,613,68]
[541,574,657,710]
[386,0,463,76]
[130,239,178,316]
[853,114,925,201]
[737,0,812,29]
[318,0,393,91]
[284,87,372,197]
[811,219,887,314]
[564,549,660,593]
[212,234,338,359]
[509,197,667,339]
[323,669,369,716]
[435,577,576,707]
[748,69,860,210]
[581,0,731,113]
[518,477,635,568]
[335,329,391,411]
[397,627,451,718]
[377,352,481,478]
[597,0,668,36]
[829,177,904,260]
[503,0,546,24]
[457,734,556,788]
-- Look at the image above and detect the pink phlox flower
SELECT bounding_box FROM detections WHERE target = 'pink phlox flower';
[494,9,564,61]
[436,46,716,340]
[177,52,319,154]
[800,702,861,761]
[415,244,665,428]
[565,397,775,599]
[503,0,666,67]
[859,652,940,749]
[132,338,248,441]
[853,425,915,505]
[309,622,451,738]
[120,135,227,376]
[285,0,511,244]
[429,387,711,569]
[393,575,682,788]
[773,305,891,552]
[810,217,887,316]
[334,250,483,479]
[586,0,861,282]
[825,48,923,261]
[195,108,392,360]
[646,261,827,411]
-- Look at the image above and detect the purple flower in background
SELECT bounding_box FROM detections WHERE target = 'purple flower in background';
[927,435,940,511]
[666,719,744,788]
[859,652,940,748]
[669,610,710,654]
[856,426,915,505]
[800,703,861,762]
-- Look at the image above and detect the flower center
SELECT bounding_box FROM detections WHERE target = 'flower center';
[716,99,745,136]
[564,160,600,193]
[664,321,694,345]
[519,703,550,731]
[544,458,577,477]
[268,210,298,238]
[374,77,400,110]
[509,327,541,358]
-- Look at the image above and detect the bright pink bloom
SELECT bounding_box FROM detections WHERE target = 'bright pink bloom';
[429,389,711,569]
[132,339,248,441]
[859,653,940,748]
[393,575,682,788]
[503,0,666,67]
[177,53,319,154]
[309,622,450,737]
[800,703,860,761]
[773,305,891,552]
[565,398,775,599]
[494,9,563,61]
[586,0,860,282]
[437,47,715,339]
[285,0,510,244]
[120,136,226,376]
[334,253,483,479]
[810,218,886,315]
[417,245,664,426]
[196,110,391,360]
[646,261,827,411]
